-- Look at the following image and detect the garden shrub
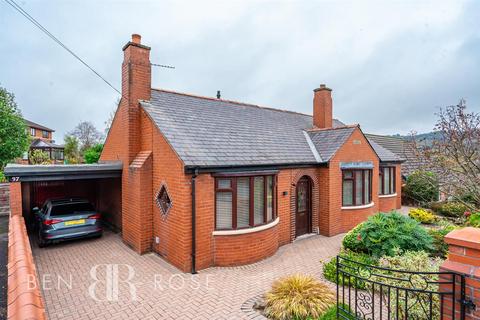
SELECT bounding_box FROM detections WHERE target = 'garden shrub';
[403,171,439,204]
[408,208,437,224]
[342,223,366,253]
[322,250,378,289]
[345,212,432,257]
[372,251,444,320]
[468,213,480,227]
[0,171,5,183]
[435,201,468,217]
[428,221,456,258]
[264,274,334,320]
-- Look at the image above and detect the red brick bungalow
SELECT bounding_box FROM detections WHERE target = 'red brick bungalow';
[100,34,403,273]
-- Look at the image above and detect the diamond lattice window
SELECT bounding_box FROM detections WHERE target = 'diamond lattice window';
[156,186,172,216]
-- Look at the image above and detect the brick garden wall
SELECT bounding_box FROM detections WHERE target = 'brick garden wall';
[441,227,480,320]
[7,214,46,320]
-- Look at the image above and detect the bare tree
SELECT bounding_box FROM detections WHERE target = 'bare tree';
[415,99,480,208]
[69,121,103,151]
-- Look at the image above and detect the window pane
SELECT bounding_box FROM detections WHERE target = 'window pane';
[218,179,231,189]
[390,168,395,193]
[343,180,353,206]
[236,178,250,228]
[364,170,370,203]
[344,171,353,179]
[216,192,232,229]
[355,171,363,205]
[266,176,273,222]
[254,177,264,225]
[379,171,383,195]
[384,168,390,194]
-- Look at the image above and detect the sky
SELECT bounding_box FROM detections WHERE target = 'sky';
[1,0,479,143]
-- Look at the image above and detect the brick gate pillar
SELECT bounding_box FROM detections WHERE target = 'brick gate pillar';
[440,227,480,320]
[9,182,22,216]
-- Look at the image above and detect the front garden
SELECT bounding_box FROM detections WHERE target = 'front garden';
[254,202,479,320]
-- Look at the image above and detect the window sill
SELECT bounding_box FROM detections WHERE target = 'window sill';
[379,193,397,198]
[213,217,279,236]
[341,202,375,210]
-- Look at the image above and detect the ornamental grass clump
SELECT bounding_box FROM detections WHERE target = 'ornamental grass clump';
[264,274,335,320]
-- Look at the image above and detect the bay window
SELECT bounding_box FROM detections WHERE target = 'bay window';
[342,169,372,206]
[215,174,277,230]
[379,166,396,195]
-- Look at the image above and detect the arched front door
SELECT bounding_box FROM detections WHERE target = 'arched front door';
[296,176,312,237]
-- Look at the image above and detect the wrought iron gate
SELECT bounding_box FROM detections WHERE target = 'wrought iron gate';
[336,255,473,320]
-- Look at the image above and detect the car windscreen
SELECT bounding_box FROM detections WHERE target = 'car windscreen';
[50,202,95,216]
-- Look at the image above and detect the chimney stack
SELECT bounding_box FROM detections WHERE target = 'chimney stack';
[313,84,333,129]
[122,34,151,162]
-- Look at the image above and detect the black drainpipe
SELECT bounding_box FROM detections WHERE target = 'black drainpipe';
[191,168,199,274]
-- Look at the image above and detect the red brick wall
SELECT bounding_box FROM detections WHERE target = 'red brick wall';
[213,223,279,266]
[326,128,380,235]
[149,115,192,272]
[440,227,480,320]
[100,37,152,255]
[9,182,22,216]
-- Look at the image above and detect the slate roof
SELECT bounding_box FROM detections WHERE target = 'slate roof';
[307,127,356,161]
[365,134,418,174]
[23,119,54,132]
[31,139,64,149]
[142,89,402,168]
[367,139,405,162]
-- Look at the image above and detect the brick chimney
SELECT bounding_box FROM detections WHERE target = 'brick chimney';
[313,84,333,129]
[122,34,151,162]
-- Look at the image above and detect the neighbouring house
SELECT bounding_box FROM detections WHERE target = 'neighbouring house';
[364,133,419,180]
[98,34,404,272]
[22,119,64,163]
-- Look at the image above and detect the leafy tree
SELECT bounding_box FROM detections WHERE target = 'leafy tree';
[414,100,480,209]
[404,170,439,205]
[69,121,103,152]
[0,86,29,170]
[84,143,103,164]
[29,149,50,165]
[64,135,80,164]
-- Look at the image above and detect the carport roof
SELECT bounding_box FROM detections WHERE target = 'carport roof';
[4,162,122,182]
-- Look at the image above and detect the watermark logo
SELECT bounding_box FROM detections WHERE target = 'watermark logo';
[88,264,137,301]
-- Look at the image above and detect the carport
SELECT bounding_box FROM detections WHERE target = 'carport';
[4,162,122,233]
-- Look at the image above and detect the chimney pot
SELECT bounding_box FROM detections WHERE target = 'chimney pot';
[216,91,221,99]
[132,34,141,44]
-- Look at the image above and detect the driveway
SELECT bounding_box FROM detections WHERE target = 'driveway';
[32,231,343,320]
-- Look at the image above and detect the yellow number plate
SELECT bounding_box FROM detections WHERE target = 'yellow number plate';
[64,219,85,226]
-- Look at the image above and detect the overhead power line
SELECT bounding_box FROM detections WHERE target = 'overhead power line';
[4,0,175,97]
[3,0,121,94]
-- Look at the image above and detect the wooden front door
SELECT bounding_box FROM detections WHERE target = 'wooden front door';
[296,177,311,237]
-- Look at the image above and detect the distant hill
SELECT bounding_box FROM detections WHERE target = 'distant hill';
[390,131,443,146]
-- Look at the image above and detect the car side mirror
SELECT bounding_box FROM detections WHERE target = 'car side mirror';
[32,207,39,214]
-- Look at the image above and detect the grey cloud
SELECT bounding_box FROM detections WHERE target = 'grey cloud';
[0,0,479,143]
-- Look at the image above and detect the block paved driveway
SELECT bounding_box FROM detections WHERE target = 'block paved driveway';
[32,231,343,320]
